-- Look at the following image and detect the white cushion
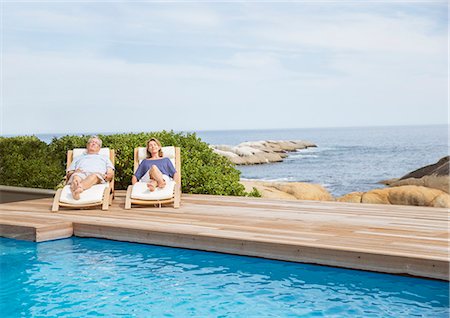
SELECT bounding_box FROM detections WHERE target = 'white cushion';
[137,146,175,167]
[73,148,110,159]
[131,181,176,201]
[60,183,109,205]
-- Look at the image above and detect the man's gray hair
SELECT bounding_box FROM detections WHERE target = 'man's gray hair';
[88,135,102,147]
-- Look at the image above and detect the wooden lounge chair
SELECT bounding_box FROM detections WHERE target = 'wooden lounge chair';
[125,146,181,209]
[51,148,115,212]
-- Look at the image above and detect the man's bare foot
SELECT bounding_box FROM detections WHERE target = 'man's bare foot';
[73,186,83,200]
[70,179,79,193]
[147,181,157,192]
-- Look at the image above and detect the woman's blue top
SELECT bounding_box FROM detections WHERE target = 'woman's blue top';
[134,157,176,180]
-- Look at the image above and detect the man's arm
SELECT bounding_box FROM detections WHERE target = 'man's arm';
[66,168,82,180]
[67,156,81,180]
[66,170,75,180]
[104,168,114,182]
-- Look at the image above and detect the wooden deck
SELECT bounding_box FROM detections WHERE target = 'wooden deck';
[0,191,448,281]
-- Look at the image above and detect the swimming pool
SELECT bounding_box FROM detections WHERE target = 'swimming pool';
[1,237,448,317]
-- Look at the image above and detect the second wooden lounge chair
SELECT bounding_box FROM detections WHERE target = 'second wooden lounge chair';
[51,148,115,212]
[125,146,181,209]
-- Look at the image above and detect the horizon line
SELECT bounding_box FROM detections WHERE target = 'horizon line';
[1,123,448,138]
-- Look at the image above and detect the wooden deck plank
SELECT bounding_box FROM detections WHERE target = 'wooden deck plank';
[0,192,448,280]
[0,214,73,242]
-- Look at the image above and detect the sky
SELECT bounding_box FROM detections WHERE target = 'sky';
[1,0,448,135]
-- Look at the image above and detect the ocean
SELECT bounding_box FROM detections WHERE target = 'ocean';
[19,124,450,197]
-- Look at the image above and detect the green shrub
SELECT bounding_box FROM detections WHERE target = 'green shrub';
[0,136,62,189]
[246,187,262,197]
[1,132,248,196]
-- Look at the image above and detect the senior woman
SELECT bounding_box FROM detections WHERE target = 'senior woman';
[131,138,179,191]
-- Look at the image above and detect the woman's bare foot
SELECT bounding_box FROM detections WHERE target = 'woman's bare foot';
[156,179,166,189]
[147,180,157,192]
[73,186,83,200]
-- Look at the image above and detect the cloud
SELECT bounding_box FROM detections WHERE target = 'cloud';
[239,7,446,55]
[1,2,448,135]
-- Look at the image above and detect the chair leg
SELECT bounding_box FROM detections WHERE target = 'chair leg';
[174,184,181,209]
[51,189,62,212]
[125,185,133,210]
[102,188,110,211]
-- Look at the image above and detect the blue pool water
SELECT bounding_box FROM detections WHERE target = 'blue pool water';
[1,237,448,317]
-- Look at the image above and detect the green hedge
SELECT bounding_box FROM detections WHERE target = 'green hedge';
[0,136,62,188]
[0,131,260,197]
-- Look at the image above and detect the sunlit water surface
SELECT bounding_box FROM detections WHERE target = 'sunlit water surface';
[1,237,448,317]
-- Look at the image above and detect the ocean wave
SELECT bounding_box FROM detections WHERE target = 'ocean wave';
[286,154,319,160]
[240,177,295,182]
[295,146,336,153]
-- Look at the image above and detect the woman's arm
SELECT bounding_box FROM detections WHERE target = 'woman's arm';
[133,160,147,183]
[173,172,180,184]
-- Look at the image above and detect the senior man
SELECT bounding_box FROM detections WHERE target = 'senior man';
[66,136,114,200]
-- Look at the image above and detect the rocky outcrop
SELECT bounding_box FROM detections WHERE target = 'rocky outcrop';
[400,156,449,179]
[342,157,450,208]
[381,156,449,193]
[337,185,449,208]
[240,155,450,208]
[211,140,316,165]
[336,192,364,203]
[243,180,450,208]
[241,181,333,201]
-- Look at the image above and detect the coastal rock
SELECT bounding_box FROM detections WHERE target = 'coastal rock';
[241,181,333,201]
[337,185,449,208]
[211,140,316,165]
[382,156,449,193]
[400,156,449,178]
[336,192,363,203]
[212,148,247,165]
[388,175,449,194]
